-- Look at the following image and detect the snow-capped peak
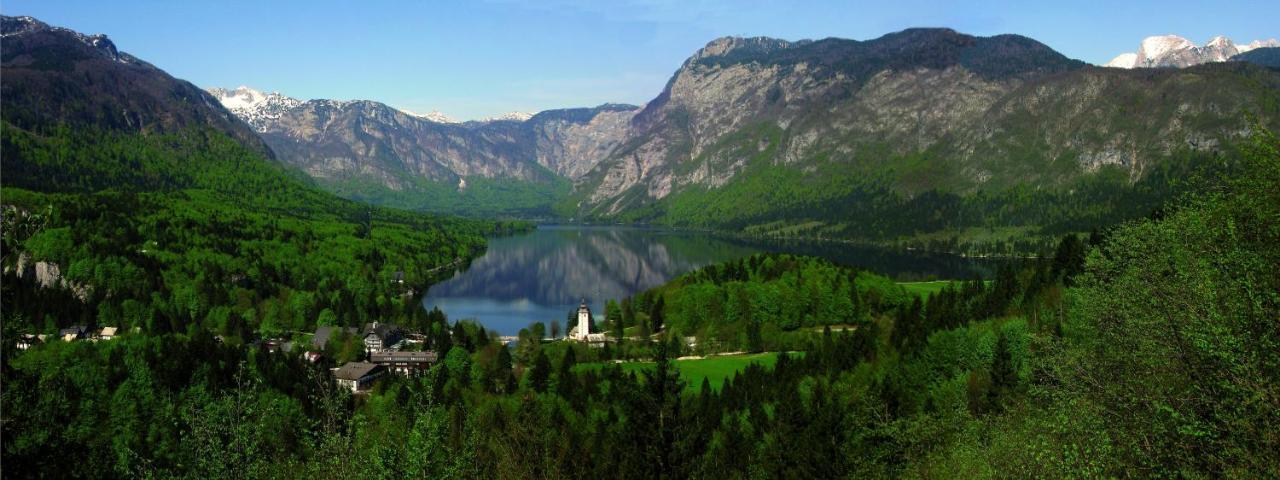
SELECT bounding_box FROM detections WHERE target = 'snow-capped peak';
[1238,38,1280,54]
[398,108,459,124]
[1137,35,1195,61]
[1105,52,1138,68]
[1105,34,1278,69]
[481,111,535,123]
[206,86,302,132]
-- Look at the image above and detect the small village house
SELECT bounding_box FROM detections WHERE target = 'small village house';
[97,327,118,341]
[59,326,90,342]
[362,322,402,355]
[370,350,438,375]
[16,334,42,350]
[332,361,386,393]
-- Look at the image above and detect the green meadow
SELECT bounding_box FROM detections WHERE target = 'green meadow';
[897,280,957,299]
[576,352,793,391]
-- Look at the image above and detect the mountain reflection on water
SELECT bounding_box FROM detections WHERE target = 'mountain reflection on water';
[423,225,993,335]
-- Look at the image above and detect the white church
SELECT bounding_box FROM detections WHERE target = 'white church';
[569,299,607,344]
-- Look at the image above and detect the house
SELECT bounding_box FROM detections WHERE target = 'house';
[97,327,118,341]
[305,351,323,363]
[362,322,402,355]
[332,361,386,393]
[312,326,358,350]
[370,350,438,375]
[16,334,42,350]
[59,325,90,342]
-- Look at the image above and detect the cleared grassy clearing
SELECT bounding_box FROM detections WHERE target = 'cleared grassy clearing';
[575,352,792,391]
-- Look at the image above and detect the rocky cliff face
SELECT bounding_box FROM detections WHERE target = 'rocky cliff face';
[576,29,1088,214]
[571,29,1280,228]
[208,87,639,191]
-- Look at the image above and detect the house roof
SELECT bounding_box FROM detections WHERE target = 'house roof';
[333,362,384,381]
[362,323,400,342]
[59,326,88,337]
[370,350,438,363]
[99,327,118,336]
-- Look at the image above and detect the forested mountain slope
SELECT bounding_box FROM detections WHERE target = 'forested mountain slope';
[0,16,273,159]
[570,29,1280,242]
[0,15,509,339]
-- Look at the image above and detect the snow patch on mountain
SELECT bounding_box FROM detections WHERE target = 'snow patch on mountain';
[481,111,536,122]
[1105,52,1138,68]
[206,86,303,132]
[1138,35,1195,61]
[1106,34,1280,68]
[1238,39,1280,53]
[398,108,459,124]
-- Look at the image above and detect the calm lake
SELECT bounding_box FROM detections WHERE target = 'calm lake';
[422,225,994,335]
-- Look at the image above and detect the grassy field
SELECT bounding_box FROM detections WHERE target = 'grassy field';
[576,352,792,391]
[898,280,957,299]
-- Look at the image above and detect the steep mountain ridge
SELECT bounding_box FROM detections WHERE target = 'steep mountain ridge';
[1232,47,1280,68]
[207,85,639,215]
[575,29,1087,214]
[0,15,273,159]
[1106,34,1280,68]
[568,29,1280,241]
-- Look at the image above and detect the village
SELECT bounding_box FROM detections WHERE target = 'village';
[16,300,609,395]
[324,300,606,393]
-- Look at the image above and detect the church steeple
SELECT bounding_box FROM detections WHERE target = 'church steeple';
[575,299,592,340]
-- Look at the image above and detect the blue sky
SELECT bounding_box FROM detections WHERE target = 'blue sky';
[5,0,1277,120]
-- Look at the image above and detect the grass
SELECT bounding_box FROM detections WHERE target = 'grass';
[898,279,993,299]
[575,352,794,391]
[898,280,957,299]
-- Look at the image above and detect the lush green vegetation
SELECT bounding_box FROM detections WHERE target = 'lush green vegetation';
[0,122,525,341]
[899,280,970,299]
[575,352,791,391]
[7,122,1274,478]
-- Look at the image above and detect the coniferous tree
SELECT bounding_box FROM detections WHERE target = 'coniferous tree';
[622,297,636,328]
[527,350,551,393]
[495,346,513,393]
[650,295,666,334]
[556,347,577,398]
[988,331,1019,411]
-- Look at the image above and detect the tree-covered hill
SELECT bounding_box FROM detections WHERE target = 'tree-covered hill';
[3,123,1276,477]
[0,15,517,340]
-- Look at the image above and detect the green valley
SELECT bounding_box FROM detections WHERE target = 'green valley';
[4,10,1280,480]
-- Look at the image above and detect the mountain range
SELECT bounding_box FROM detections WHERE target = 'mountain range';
[7,14,1279,242]
[552,31,1276,243]
[205,85,638,216]
[1105,34,1280,68]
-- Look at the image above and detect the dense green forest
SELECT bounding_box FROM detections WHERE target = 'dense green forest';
[0,122,526,340]
[4,122,1276,477]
